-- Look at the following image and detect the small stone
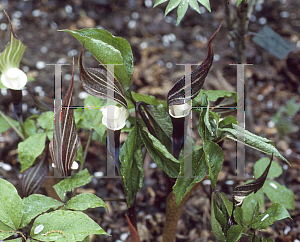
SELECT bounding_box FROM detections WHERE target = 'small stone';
[149,163,157,169]
[128,20,137,29]
[131,12,139,20]
[65,5,73,14]
[258,17,267,25]
[32,9,41,17]
[94,171,104,178]
[257,94,264,101]
[120,232,129,241]
[284,226,291,235]
[34,86,43,93]
[145,0,152,8]
[79,92,88,99]
[280,11,289,18]
[0,23,7,30]
[40,46,48,53]
[36,61,46,69]
[1,89,7,96]
[166,62,173,68]
[140,42,148,49]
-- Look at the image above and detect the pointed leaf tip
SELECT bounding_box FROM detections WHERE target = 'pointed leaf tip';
[167,23,222,107]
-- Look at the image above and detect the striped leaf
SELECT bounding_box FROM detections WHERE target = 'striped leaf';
[21,155,49,197]
[0,12,26,72]
[49,64,81,177]
[167,23,222,107]
[79,47,127,108]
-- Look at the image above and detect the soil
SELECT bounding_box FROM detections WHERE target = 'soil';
[0,0,299,241]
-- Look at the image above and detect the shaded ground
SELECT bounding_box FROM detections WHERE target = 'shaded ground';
[0,0,299,241]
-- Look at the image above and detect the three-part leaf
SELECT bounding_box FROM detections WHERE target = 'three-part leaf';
[53,169,92,202]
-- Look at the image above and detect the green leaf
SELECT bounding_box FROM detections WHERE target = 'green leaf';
[226,225,243,242]
[219,124,289,164]
[249,234,260,242]
[254,157,283,179]
[263,180,295,210]
[219,116,238,129]
[0,179,23,230]
[24,117,37,137]
[173,149,207,205]
[233,207,243,226]
[66,193,108,211]
[250,203,291,230]
[131,91,158,106]
[20,194,63,228]
[203,140,223,190]
[0,220,16,240]
[0,13,26,72]
[37,111,54,140]
[153,0,168,7]
[61,28,133,93]
[211,194,226,242]
[236,0,243,7]
[5,239,23,242]
[53,169,92,202]
[80,236,90,242]
[18,133,46,172]
[241,188,264,225]
[176,0,189,25]
[195,90,237,102]
[139,126,180,178]
[197,0,211,12]
[189,0,200,13]
[75,145,83,165]
[31,210,108,241]
[197,94,216,141]
[165,0,181,16]
[0,113,20,133]
[119,126,144,206]
[285,98,300,117]
[219,192,233,217]
[144,104,172,153]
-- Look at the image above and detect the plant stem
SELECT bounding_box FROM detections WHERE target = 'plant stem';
[18,116,27,140]
[163,184,198,242]
[79,129,94,171]
[0,110,25,140]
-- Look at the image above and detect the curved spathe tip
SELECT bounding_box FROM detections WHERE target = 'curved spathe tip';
[1,68,27,90]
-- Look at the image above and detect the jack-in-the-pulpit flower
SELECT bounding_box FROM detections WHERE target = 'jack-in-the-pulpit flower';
[1,68,27,90]
[101,105,129,130]
[168,103,191,118]
[0,12,27,90]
